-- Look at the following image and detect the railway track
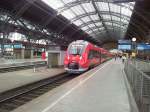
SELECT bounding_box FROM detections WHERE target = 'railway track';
[0,61,47,73]
[0,60,110,112]
[0,72,77,112]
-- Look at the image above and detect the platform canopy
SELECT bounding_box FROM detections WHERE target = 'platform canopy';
[42,0,135,43]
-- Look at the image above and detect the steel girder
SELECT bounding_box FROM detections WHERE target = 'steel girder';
[85,24,126,33]
[109,0,135,3]
[71,11,130,24]
[59,0,99,37]
[91,0,112,39]
[55,0,134,42]
[78,17,146,37]
[89,25,126,36]
[79,19,127,28]
[57,0,134,13]
[88,26,126,42]
[0,9,70,45]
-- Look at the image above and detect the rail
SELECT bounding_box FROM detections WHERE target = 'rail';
[0,61,47,73]
[0,72,77,112]
[124,60,150,112]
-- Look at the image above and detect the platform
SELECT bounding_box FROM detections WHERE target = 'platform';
[0,58,47,68]
[12,59,138,112]
[0,67,65,93]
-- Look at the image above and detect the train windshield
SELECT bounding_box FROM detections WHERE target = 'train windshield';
[68,44,84,55]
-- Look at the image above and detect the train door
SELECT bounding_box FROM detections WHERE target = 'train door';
[88,49,97,67]
[88,49,93,67]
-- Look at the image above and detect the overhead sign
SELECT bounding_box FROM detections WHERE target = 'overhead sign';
[137,44,150,50]
[14,44,22,48]
[0,44,22,49]
[118,40,131,50]
[118,40,131,44]
[118,44,131,50]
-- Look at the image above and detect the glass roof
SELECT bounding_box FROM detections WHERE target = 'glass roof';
[42,0,135,42]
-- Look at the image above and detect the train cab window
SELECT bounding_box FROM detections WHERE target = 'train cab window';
[68,44,85,55]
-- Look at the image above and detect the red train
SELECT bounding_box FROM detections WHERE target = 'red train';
[64,40,112,73]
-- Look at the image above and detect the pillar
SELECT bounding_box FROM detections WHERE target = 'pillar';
[30,49,34,59]
[21,48,25,59]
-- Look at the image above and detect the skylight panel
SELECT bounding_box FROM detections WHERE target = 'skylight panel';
[86,30,93,34]
[73,20,83,26]
[93,28,99,32]
[42,0,63,10]
[99,27,105,31]
[102,15,111,20]
[96,2,109,12]
[81,26,89,31]
[71,5,85,15]
[111,16,120,21]
[82,3,95,13]
[113,24,126,29]
[63,0,76,4]
[81,16,91,23]
[95,22,103,27]
[90,15,99,21]
[121,19,128,24]
[122,2,135,10]
[88,24,95,28]
[61,10,75,19]
[105,22,112,26]
[109,3,120,14]
[121,7,132,16]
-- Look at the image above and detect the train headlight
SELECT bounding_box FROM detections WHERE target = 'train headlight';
[79,56,82,60]
[67,56,70,60]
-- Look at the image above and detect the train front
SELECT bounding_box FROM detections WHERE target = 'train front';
[64,41,88,74]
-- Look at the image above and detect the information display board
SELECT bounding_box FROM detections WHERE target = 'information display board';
[137,44,150,50]
[0,44,22,49]
[118,39,131,50]
[118,44,131,50]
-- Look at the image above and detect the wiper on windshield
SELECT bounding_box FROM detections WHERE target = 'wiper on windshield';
[71,53,81,55]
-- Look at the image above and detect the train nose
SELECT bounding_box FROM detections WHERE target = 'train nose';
[68,62,79,69]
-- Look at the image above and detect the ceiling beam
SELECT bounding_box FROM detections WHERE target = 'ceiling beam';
[91,0,112,39]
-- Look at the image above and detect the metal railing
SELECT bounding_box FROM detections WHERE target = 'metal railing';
[131,59,150,73]
[124,60,150,112]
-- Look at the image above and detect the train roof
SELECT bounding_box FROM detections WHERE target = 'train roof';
[69,40,110,53]
[70,40,88,45]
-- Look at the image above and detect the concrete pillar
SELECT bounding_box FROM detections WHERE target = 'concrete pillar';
[30,49,34,59]
[47,53,59,68]
[47,53,52,68]
[21,48,25,59]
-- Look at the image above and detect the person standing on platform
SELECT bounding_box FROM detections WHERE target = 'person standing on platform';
[122,55,126,63]
[114,54,117,61]
[41,52,46,60]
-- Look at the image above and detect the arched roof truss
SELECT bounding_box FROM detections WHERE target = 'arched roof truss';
[42,0,135,42]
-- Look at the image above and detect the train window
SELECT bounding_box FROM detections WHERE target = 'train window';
[68,44,85,55]
[88,50,100,59]
[101,53,107,58]
[88,50,93,59]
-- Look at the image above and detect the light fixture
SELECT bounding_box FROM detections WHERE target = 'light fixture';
[132,37,136,42]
